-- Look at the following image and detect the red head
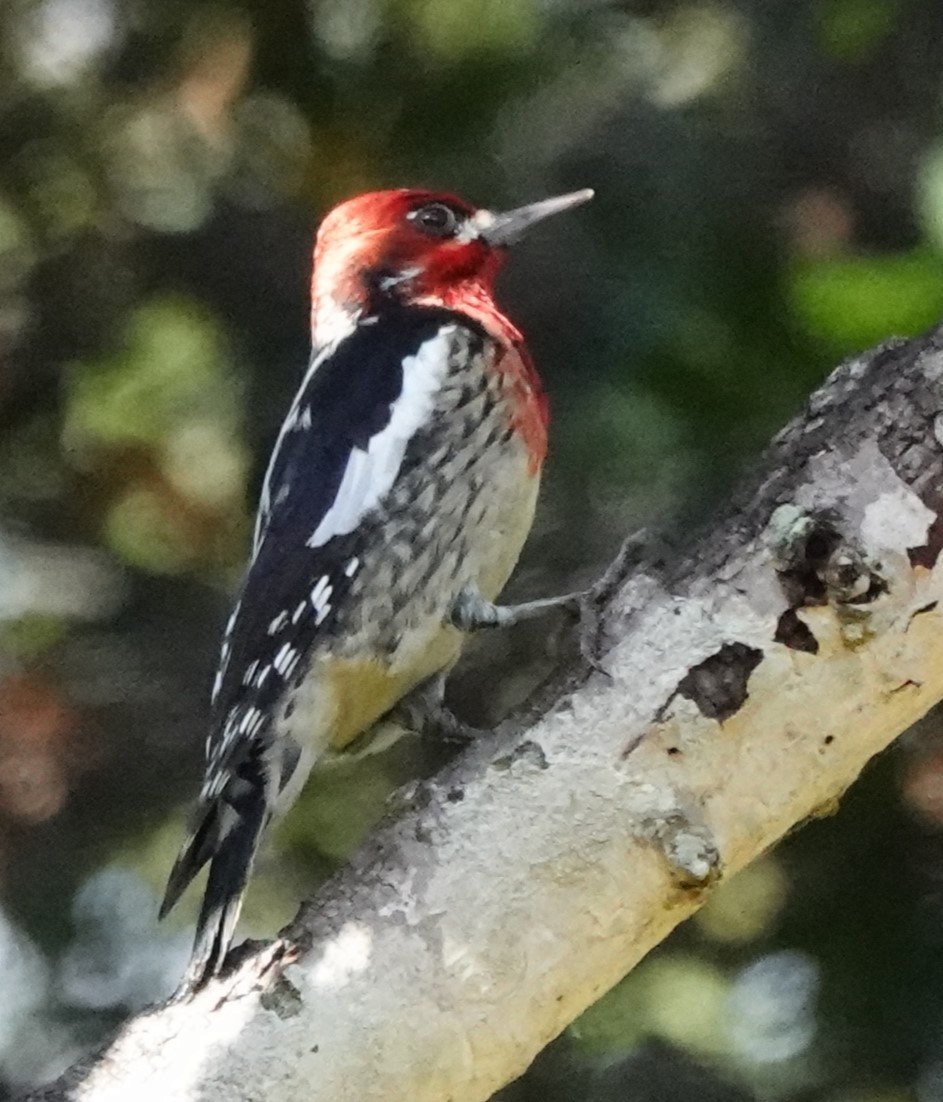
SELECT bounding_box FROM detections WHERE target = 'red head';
[311,187,593,347]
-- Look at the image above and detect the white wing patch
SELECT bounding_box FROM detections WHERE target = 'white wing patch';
[306,326,456,548]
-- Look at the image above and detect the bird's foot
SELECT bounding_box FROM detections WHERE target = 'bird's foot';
[395,673,483,747]
[573,528,651,672]
[448,528,650,673]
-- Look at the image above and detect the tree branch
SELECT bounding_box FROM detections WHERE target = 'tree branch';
[24,326,943,1102]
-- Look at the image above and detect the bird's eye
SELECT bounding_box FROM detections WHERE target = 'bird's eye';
[408,203,460,238]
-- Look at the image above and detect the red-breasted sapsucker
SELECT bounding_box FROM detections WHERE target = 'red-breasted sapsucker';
[160,186,594,992]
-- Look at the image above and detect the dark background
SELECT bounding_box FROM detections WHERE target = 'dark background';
[2,0,943,1097]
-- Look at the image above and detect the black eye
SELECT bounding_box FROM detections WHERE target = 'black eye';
[409,203,460,238]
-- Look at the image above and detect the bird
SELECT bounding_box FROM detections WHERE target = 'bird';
[160,184,595,993]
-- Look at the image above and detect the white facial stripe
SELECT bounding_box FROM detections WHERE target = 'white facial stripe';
[459,208,495,243]
[306,325,456,549]
[377,266,421,290]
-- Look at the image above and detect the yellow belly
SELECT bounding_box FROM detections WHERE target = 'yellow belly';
[321,628,463,751]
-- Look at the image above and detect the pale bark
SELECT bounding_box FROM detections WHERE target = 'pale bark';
[24,326,943,1102]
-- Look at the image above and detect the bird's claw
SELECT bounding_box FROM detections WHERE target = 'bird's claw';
[396,683,483,748]
[570,528,651,676]
[418,706,484,748]
[574,587,608,674]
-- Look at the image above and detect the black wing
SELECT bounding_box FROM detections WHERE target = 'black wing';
[162,304,482,989]
[208,304,465,745]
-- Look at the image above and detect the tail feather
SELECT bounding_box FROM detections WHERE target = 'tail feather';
[159,802,222,921]
[179,793,267,992]
[161,743,272,994]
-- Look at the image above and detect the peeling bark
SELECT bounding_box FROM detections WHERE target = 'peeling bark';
[22,326,943,1102]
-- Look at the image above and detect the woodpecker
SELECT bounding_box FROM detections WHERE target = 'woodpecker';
[160,185,594,992]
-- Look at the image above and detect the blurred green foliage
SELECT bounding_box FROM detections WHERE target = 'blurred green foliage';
[788,249,943,352]
[2,0,943,1098]
[817,0,899,63]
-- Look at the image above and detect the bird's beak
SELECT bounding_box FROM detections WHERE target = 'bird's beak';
[477,188,594,247]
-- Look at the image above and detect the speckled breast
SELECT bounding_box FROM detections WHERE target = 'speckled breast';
[283,323,542,756]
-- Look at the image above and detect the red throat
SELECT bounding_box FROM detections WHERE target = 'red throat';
[418,282,549,472]
[309,190,550,470]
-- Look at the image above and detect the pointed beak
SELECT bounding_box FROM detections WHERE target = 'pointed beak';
[477,188,594,247]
